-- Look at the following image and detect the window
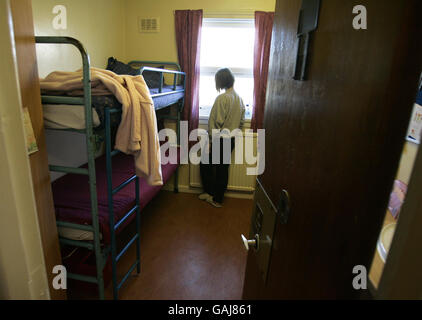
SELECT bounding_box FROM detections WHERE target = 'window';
[199,18,255,120]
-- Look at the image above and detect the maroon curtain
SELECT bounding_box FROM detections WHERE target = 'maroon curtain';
[251,11,274,131]
[174,10,203,136]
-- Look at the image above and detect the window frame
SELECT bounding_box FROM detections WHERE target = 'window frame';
[199,18,255,123]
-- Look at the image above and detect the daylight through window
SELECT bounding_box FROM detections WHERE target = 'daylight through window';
[199,18,255,119]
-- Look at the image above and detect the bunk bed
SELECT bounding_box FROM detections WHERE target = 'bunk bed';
[36,36,186,300]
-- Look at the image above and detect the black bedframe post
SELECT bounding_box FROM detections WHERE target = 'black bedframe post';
[174,101,183,194]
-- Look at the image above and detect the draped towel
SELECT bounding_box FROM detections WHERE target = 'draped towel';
[40,68,163,186]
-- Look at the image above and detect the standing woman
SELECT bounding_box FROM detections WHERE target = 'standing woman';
[199,68,245,207]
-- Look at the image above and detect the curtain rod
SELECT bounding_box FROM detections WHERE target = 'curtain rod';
[203,10,256,18]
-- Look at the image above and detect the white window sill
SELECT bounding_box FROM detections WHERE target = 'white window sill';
[199,117,251,128]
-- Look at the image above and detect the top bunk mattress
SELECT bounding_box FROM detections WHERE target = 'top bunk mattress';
[149,85,185,110]
[43,85,184,130]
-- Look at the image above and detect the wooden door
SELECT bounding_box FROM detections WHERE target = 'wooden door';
[242,0,422,299]
[10,0,66,300]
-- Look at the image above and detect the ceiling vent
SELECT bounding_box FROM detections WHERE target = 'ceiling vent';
[139,17,160,33]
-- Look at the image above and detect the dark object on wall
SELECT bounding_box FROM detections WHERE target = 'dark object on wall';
[293,0,321,81]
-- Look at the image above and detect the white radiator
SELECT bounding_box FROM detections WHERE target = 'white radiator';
[189,132,257,193]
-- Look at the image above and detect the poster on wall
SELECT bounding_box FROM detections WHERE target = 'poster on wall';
[23,108,39,155]
[406,103,422,144]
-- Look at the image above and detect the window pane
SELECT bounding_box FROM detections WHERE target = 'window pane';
[200,25,255,69]
[199,75,217,118]
[199,75,253,120]
[199,19,255,120]
[235,76,254,120]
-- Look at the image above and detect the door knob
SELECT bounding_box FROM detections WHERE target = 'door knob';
[241,234,259,251]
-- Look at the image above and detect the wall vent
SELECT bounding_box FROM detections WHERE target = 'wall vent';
[138,17,160,33]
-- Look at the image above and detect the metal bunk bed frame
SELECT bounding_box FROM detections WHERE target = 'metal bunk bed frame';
[128,60,186,193]
[36,36,185,300]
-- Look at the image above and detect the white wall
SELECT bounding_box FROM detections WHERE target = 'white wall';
[0,0,49,300]
[33,0,127,77]
[124,0,276,62]
[32,0,127,180]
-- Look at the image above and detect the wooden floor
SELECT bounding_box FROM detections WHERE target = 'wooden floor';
[69,191,253,300]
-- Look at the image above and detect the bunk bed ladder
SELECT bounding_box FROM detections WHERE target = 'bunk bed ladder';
[36,37,139,300]
[36,36,106,299]
[104,108,141,300]
[36,41,185,300]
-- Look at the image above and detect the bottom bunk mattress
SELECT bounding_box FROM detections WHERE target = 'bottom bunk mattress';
[52,148,179,243]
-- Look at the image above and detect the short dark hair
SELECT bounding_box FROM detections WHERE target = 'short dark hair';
[215,68,235,91]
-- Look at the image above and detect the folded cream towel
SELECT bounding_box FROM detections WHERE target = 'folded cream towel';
[43,105,101,129]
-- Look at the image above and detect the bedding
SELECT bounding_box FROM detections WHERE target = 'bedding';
[43,86,184,129]
[43,104,101,129]
[43,95,122,130]
[40,67,163,185]
[53,148,180,243]
[58,227,103,241]
[150,85,185,110]
[106,57,140,76]
[106,57,166,88]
